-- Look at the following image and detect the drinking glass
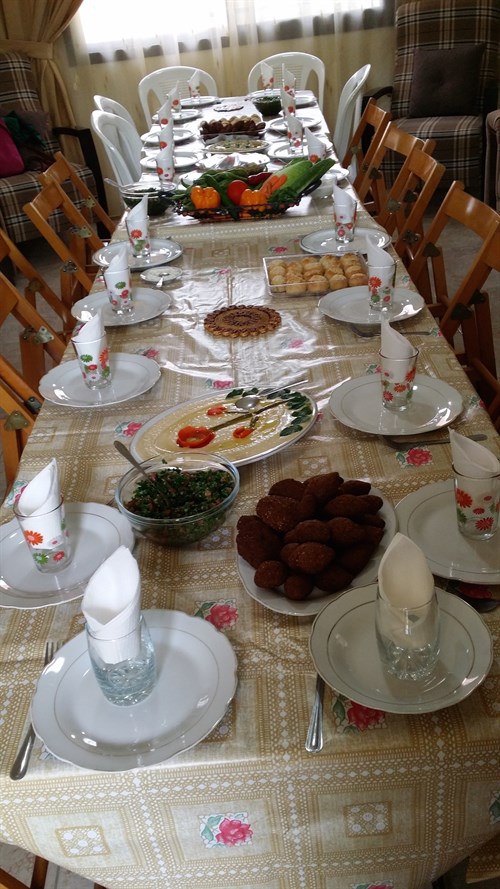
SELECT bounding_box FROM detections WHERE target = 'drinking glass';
[375,587,440,681]
[14,495,72,573]
[453,465,500,540]
[71,329,112,389]
[86,614,156,706]
[379,346,419,411]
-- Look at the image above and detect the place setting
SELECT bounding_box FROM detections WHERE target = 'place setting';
[0,459,135,609]
[39,308,161,407]
[30,546,238,771]
[309,533,494,714]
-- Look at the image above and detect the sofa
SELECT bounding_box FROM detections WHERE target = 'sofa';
[0,50,106,246]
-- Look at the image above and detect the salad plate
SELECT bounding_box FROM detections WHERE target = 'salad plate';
[31,609,237,770]
[319,287,425,327]
[328,374,463,435]
[396,481,500,584]
[92,238,182,270]
[39,354,161,408]
[301,226,390,254]
[238,488,397,616]
[0,503,134,609]
[180,95,219,108]
[131,387,317,467]
[71,288,172,326]
[309,585,493,713]
[141,127,194,147]
[267,116,320,134]
[140,152,202,172]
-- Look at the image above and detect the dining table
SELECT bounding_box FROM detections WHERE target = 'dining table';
[0,92,499,889]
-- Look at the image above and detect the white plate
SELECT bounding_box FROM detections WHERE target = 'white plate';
[92,239,183,271]
[141,127,194,146]
[131,388,317,467]
[140,153,201,172]
[181,95,218,108]
[319,287,425,327]
[196,153,269,171]
[71,288,172,326]
[39,354,161,408]
[31,609,237,770]
[173,109,201,123]
[301,226,391,254]
[267,116,320,133]
[0,503,134,609]
[309,585,493,714]
[268,140,331,162]
[238,487,397,616]
[205,139,269,155]
[396,481,500,584]
[250,90,315,108]
[140,267,182,284]
[329,374,463,435]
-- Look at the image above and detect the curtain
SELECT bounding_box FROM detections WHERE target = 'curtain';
[0,0,84,129]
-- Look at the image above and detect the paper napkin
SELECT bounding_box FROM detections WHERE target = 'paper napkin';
[125,194,150,253]
[305,127,327,161]
[260,61,274,91]
[285,111,303,149]
[380,321,415,359]
[188,69,201,100]
[281,87,296,117]
[378,532,434,609]
[450,429,500,478]
[156,144,175,184]
[332,181,356,221]
[282,64,296,96]
[103,245,132,301]
[366,236,395,304]
[366,236,394,273]
[157,97,173,129]
[72,306,106,344]
[83,546,142,662]
[17,457,61,516]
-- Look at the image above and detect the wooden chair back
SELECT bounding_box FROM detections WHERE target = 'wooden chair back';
[23,179,101,304]
[0,860,107,889]
[0,358,40,492]
[39,151,116,240]
[342,97,392,187]
[376,146,446,267]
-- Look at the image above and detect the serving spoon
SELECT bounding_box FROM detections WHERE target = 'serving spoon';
[233,377,309,411]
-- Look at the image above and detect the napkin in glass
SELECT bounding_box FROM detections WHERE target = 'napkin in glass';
[380,320,415,359]
[14,458,69,562]
[260,61,274,91]
[305,127,327,161]
[82,545,141,662]
[157,97,173,129]
[125,194,150,255]
[378,532,436,650]
[103,245,132,309]
[156,143,175,184]
[450,429,500,478]
[333,181,357,228]
[72,306,107,346]
[285,110,303,151]
[281,87,296,117]
[282,64,296,96]
[366,235,395,303]
[188,69,201,101]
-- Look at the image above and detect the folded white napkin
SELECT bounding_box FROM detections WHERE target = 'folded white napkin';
[188,69,201,99]
[380,320,415,358]
[72,307,106,343]
[450,429,500,478]
[285,111,303,147]
[305,127,327,161]
[103,246,131,296]
[83,546,141,662]
[281,87,296,117]
[17,457,60,516]
[126,194,149,233]
[282,65,296,96]
[366,236,394,271]
[378,533,436,651]
[156,144,175,183]
[332,181,356,220]
[260,61,274,91]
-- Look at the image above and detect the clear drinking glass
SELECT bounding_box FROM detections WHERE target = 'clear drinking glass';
[375,587,440,681]
[379,347,419,411]
[453,465,500,540]
[71,330,113,389]
[86,614,156,706]
[14,495,72,573]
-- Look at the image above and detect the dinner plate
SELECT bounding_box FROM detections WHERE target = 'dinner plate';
[196,153,269,171]
[238,487,397,616]
[267,116,320,133]
[396,480,500,584]
[181,95,219,107]
[31,609,238,770]
[301,227,391,254]
[329,374,463,435]
[250,90,315,108]
[71,288,172,326]
[140,153,201,172]
[319,287,425,327]
[92,239,183,271]
[173,109,201,123]
[131,388,317,467]
[309,585,493,713]
[0,503,134,609]
[141,127,194,147]
[39,354,161,408]
[268,140,331,162]
[205,139,269,155]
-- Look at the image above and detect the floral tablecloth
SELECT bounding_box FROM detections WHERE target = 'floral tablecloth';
[0,137,499,889]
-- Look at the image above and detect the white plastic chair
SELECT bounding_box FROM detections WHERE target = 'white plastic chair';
[94,95,136,130]
[247,52,326,110]
[90,110,143,186]
[138,66,218,126]
[332,64,371,163]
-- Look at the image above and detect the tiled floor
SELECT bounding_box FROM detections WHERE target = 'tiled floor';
[1,208,500,888]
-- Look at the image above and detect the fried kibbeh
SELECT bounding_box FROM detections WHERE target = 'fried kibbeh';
[269,478,306,500]
[303,471,343,504]
[284,542,335,574]
[284,519,331,544]
[327,516,366,547]
[254,560,288,589]
[284,574,315,600]
[256,494,300,532]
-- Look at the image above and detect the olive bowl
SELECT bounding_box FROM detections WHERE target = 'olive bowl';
[114,452,240,546]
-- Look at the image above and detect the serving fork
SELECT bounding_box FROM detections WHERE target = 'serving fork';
[10,640,61,781]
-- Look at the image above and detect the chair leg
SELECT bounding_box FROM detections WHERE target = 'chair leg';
[30,857,49,889]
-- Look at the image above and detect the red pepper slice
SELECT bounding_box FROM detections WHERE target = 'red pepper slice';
[233,426,253,439]
[247,171,272,186]
[176,426,216,448]
[206,405,227,416]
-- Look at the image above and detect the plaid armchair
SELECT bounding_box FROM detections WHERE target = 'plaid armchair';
[0,50,106,245]
[376,0,499,195]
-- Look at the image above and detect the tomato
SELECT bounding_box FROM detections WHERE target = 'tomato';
[206,405,226,416]
[233,426,253,439]
[226,180,248,206]
[176,426,216,448]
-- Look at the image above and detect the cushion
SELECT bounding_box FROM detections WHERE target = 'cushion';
[408,45,485,118]
[0,118,24,176]
[1,109,55,172]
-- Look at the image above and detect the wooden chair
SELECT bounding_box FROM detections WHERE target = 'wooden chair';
[342,97,392,187]
[0,358,40,492]
[375,146,446,267]
[39,151,116,242]
[407,181,500,425]
[23,179,102,306]
[0,859,107,889]
[355,121,433,217]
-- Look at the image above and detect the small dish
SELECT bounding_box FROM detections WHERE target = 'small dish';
[140,267,182,285]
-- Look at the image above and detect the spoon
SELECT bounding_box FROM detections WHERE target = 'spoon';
[113,441,171,505]
[233,378,309,411]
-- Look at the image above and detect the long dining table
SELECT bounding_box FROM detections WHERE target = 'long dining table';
[0,93,499,889]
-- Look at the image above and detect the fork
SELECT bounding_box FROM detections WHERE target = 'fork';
[305,674,325,753]
[382,432,487,450]
[10,640,61,781]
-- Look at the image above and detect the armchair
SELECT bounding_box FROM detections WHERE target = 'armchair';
[376,0,499,195]
[0,50,106,247]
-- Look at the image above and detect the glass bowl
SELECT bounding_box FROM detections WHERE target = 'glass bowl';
[115,452,240,546]
[119,182,176,217]
[253,95,283,117]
